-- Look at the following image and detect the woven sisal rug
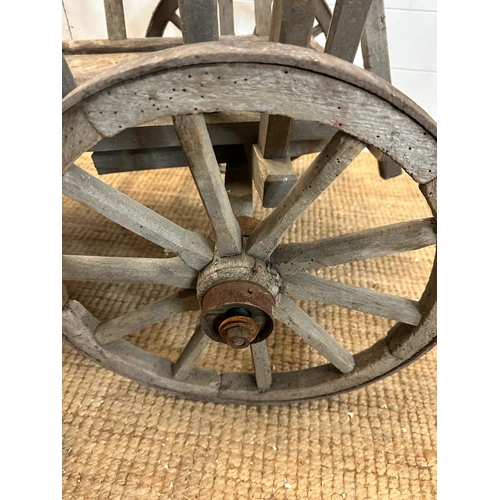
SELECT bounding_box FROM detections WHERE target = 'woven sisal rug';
[63,151,436,499]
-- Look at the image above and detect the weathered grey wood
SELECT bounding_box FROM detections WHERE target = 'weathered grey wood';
[62,283,68,307]
[64,300,222,400]
[62,36,259,55]
[285,273,422,325]
[275,297,355,373]
[95,290,199,345]
[62,55,76,98]
[315,0,333,35]
[247,132,365,261]
[421,178,437,218]
[62,255,197,288]
[258,0,316,161]
[172,326,211,380]
[361,0,392,83]
[178,0,218,44]
[63,41,436,141]
[146,0,178,37]
[254,0,272,36]
[62,42,437,405]
[324,0,373,61]
[225,145,253,217]
[170,12,182,30]
[312,25,323,38]
[309,36,324,51]
[91,145,225,174]
[62,164,214,269]
[273,217,437,275]
[258,114,293,160]
[218,0,235,36]
[103,0,127,41]
[63,44,437,185]
[62,106,103,175]
[268,0,316,47]
[174,114,242,257]
[251,342,272,391]
[251,144,297,209]
[361,0,402,179]
[90,118,334,153]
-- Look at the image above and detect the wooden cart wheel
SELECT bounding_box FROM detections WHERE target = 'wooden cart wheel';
[145,0,332,41]
[62,41,436,405]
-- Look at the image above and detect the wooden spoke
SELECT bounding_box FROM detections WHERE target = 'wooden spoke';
[62,164,214,270]
[103,0,127,41]
[275,297,355,373]
[218,0,235,36]
[361,0,402,179]
[170,12,182,31]
[224,146,253,218]
[174,114,242,256]
[361,0,392,82]
[315,0,333,36]
[178,0,218,44]
[312,25,323,38]
[62,55,76,98]
[285,273,422,326]
[324,0,373,61]
[273,218,437,275]
[251,342,272,391]
[146,0,178,37]
[172,326,211,380]
[95,290,199,345]
[62,255,197,288]
[258,0,316,161]
[254,0,272,36]
[246,132,365,261]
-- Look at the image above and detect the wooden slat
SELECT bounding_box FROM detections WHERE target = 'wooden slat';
[324,0,373,61]
[62,35,259,55]
[258,114,294,160]
[285,273,422,325]
[146,0,178,37]
[95,290,199,345]
[170,12,182,30]
[361,0,402,179]
[62,255,197,288]
[172,326,211,380]
[251,144,297,209]
[174,114,242,257]
[91,119,334,153]
[254,0,272,36]
[246,133,365,261]
[250,342,272,391]
[225,145,253,218]
[218,0,235,36]
[273,218,437,275]
[258,0,316,160]
[103,0,127,41]
[178,0,218,44]
[361,0,392,82]
[62,55,76,98]
[315,0,333,36]
[62,164,214,270]
[275,297,355,373]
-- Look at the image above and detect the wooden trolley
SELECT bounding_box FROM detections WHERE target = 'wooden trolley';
[62,0,437,404]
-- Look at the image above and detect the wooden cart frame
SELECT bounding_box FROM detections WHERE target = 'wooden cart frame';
[62,0,437,405]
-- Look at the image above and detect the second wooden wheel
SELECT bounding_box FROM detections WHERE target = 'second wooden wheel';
[62,41,436,405]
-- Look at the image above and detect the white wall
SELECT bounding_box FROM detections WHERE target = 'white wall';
[62,0,437,119]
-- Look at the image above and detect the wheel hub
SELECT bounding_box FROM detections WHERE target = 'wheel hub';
[197,218,283,348]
